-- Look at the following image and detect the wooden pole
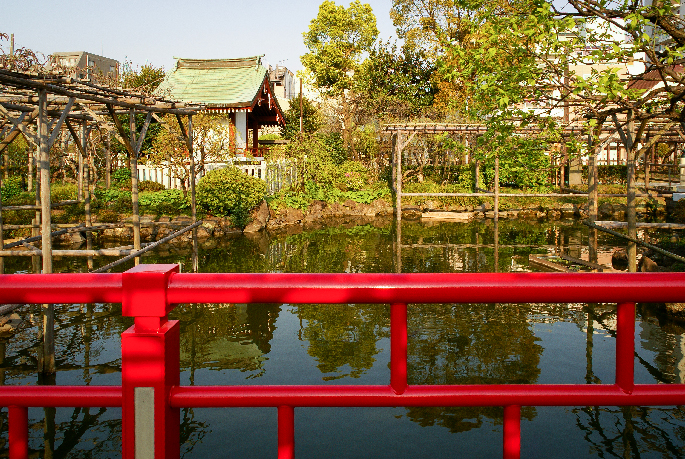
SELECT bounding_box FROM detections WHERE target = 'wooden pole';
[105,131,111,188]
[38,89,55,374]
[38,90,52,275]
[494,155,499,220]
[562,62,569,188]
[626,113,637,273]
[129,109,141,265]
[32,146,40,275]
[299,79,303,134]
[27,146,33,192]
[188,115,196,223]
[0,176,4,275]
[395,133,402,222]
[77,136,83,201]
[187,115,199,273]
[82,122,93,270]
[588,134,598,222]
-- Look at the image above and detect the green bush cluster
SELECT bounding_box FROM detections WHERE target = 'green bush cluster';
[95,188,133,213]
[197,167,266,226]
[403,180,481,208]
[271,182,390,211]
[315,160,369,192]
[581,165,627,184]
[112,167,132,189]
[0,176,23,203]
[671,199,685,223]
[139,189,189,215]
[139,180,166,192]
[50,182,78,202]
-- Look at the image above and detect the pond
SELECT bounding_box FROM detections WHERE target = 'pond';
[1,218,684,458]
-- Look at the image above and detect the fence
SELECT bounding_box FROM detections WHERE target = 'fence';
[137,157,297,194]
[1,265,685,459]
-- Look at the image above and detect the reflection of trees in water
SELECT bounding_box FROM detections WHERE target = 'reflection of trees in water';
[180,408,209,459]
[404,303,542,433]
[575,406,685,458]
[296,304,389,380]
[278,225,394,273]
[174,302,280,375]
[0,302,126,458]
[0,406,120,458]
[573,305,685,457]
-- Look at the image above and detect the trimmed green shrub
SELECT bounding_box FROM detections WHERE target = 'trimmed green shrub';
[338,161,369,191]
[139,189,189,215]
[0,176,24,203]
[97,209,120,223]
[51,182,78,202]
[197,167,266,226]
[95,188,132,213]
[139,180,166,192]
[582,165,627,185]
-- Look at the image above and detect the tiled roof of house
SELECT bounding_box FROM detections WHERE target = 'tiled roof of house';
[155,56,270,109]
[627,65,684,90]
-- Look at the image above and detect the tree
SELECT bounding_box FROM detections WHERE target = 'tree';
[120,61,166,94]
[354,40,438,121]
[436,0,685,270]
[280,95,321,139]
[149,114,230,195]
[301,0,379,158]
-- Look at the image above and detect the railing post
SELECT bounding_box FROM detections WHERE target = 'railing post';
[390,303,408,395]
[122,264,180,459]
[9,405,28,459]
[278,405,295,459]
[503,405,521,459]
[616,302,636,393]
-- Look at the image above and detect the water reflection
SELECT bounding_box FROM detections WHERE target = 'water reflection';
[296,304,389,380]
[405,302,542,433]
[1,219,685,458]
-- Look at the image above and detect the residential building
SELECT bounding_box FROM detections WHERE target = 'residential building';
[49,51,119,80]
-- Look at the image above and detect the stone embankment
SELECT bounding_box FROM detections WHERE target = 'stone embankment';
[61,195,666,245]
[405,199,666,222]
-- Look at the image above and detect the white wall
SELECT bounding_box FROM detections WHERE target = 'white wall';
[235,112,247,149]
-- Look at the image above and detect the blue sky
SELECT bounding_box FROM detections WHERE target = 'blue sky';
[1,0,397,73]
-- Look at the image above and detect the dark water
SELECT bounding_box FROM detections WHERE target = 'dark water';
[1,219,685,458]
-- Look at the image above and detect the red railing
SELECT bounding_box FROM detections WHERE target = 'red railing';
[1,264,685,459]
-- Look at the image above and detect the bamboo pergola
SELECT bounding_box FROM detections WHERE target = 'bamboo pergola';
[0,68,204,374]
[384,122,685,275]
[383,121,685,216]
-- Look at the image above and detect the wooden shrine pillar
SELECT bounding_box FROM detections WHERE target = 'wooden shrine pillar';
[252,125,259,153]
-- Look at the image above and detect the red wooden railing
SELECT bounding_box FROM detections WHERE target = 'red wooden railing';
[2,264,685,458]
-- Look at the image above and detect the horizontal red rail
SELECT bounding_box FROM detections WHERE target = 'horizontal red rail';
[0,386,122,407]
[2,265,685,459]
[2,272,685,304]
[169,384,685,408]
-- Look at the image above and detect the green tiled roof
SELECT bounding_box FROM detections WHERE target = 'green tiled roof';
[155,56,268,108]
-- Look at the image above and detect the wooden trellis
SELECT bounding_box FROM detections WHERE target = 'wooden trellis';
[0,68,204,374]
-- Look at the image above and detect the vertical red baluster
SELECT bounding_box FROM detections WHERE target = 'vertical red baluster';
[390,303,407,394]
[121,264,180,459]
[9,405,28,459]
[616,302,635,393]
[278,405,295,459]
[503,405,521,459]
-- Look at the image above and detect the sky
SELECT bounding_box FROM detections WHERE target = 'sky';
[1,0,398,74]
